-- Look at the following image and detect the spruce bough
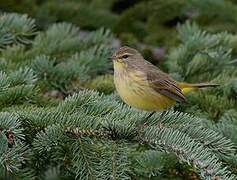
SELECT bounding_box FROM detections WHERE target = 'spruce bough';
[0,13,237,179]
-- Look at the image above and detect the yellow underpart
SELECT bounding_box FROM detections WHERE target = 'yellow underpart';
[114,62,175,111]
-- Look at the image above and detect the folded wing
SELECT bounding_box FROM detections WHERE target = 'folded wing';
[145,63,186,103]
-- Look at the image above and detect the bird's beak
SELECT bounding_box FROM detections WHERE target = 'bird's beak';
[109,55,116,61]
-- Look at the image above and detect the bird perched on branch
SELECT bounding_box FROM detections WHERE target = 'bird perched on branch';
[112,46,218,112]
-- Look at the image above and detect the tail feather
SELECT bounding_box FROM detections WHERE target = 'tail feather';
[177,82,219,94]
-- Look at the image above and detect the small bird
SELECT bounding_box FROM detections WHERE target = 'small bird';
[112,46,218,112]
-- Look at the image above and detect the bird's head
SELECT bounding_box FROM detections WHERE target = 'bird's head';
[111,46,143,65]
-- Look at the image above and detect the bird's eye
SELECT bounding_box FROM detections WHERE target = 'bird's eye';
[122,54,129,59]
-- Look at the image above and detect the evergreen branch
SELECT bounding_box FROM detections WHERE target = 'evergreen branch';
[185,92,236,120]
[76,44,112,76]
[143,126,236,180]
[14,167,36,180]
[0,68,37,107]
[0,112,24,140]
[145,111,202,127]
[57,90,101,114]
[57,90,122,117]
[84,75,115,95]
[16,109,101,136]
[145,111,235,156]
[0,85,36,106]
[63,108,236,179]
[83,28,113,48]
[177,21,231,48]
[180,126,235,155]
[133,150,177,178]
[42,166,61,180]
[12,89,237,179]
[65,127,110,139]
[222,78,237,98]
[0,113,27,176]
[219,110,237,124]
[31,44,112,92]
[1,45,29,64]
[16,110,76,132]
[97,142,130,180]
[72,138,99,179]
[220,154,237,172]
[0,10,236,179]
[0,13,37,50]
[9,67,37,86]
[0,139,27,173]
[167,21,234,81]
[31,22,81,56]
[31,55,86,92]
[32,124,64,154]
[58,91,236,157]
[0,72,10,90]
[213,110,237,144]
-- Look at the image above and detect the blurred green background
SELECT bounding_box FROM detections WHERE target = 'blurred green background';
[2,0,237,55]
[1,1,237,179]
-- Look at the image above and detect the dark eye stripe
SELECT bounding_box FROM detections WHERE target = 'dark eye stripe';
[122,55,129,58]
[117,53,132,59]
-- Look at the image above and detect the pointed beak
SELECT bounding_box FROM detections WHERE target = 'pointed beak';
[109,55,116,61]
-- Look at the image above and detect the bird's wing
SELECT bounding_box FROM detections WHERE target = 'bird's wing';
[145,63,185,102]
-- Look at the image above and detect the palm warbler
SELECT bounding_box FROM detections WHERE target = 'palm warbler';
[112,46,218,111]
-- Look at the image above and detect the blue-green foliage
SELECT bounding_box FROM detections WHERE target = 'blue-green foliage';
[0,12,237,180]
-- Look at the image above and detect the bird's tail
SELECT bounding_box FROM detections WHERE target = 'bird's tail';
[177,82,219,94]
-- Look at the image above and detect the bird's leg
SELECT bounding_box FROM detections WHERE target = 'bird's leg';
[142,111,155,128]
[145,110,166,121]
[146,111,156,120]
[160,110,167,119]
[155,110,167,128]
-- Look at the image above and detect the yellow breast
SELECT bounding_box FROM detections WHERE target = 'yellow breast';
[113,62,175,111]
